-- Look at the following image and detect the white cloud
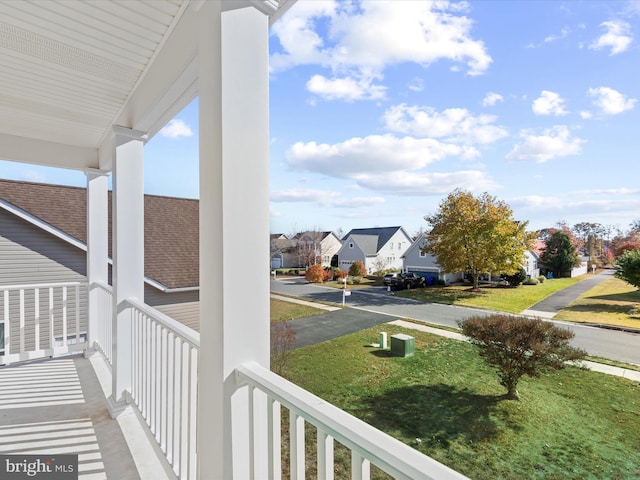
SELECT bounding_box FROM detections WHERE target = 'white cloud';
[589,20,633,55]
[544,26,570,43]
[271,1,492,101]
[270,189,340,203]
[532,91,568,116]
[383,104,508,144]
[408,78,424,92]
[21,170,48,183]
[506,126,585,163]
[306,74,386,101]
[329,196,385,208]
[580,111,593,119]
[354,170,498,195]
[482,92,503,107]
[270,188,384,208]
[286,134,479,178]
[159,119,193,138]
[588,86,637,115]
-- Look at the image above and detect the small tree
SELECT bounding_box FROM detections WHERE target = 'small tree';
[270,321,296,376]
[614,249,640,290]
[349,260,366,277]
[305,264,325,283]
[540,231,581,278]
[458,314,586,399]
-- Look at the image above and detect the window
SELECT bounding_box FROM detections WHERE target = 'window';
[390,242,394,249]
[419,250,426,258]
[398,242,402,250]
[349,242,354,248]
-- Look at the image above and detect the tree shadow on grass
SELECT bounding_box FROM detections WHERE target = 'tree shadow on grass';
[561,303,639,314]
[352,383,521,449]
[585,291,640,302]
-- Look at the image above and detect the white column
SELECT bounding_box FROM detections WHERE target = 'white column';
[85,169,109,351]
[109,126,146,413]
[197,4,270,479]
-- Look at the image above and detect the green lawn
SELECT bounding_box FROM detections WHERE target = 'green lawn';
[270,297,325,323]
[285,325,640,480]
[554,277,640,329]
[395,277,584,313]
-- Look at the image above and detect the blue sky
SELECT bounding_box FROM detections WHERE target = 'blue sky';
[2,1,639,238]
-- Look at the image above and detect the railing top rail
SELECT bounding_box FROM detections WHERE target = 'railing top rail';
[90,281,113,293]
[124,297,200,349]
[0,281,85,291]
[236,362,469,480]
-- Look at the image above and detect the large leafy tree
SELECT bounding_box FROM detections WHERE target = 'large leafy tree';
[614,249,640,290]
[540,231,582,278]
[423,189,532,291]
[459,315,586,399]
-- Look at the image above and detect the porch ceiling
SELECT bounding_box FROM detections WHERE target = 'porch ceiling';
[0,0,293,171]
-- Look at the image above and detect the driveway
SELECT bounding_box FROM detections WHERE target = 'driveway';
[271,276,640,365]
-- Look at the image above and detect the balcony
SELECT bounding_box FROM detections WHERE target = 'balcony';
[0,281,468,479]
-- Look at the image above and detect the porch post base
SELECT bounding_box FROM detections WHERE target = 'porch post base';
[107,394,132,419]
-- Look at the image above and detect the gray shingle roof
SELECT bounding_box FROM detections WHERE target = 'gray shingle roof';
[0,179,198,289]
[343,226,405,253]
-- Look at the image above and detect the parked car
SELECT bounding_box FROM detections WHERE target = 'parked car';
[383,272,426,290]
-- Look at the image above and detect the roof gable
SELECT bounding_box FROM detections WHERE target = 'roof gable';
[343,226,409,252]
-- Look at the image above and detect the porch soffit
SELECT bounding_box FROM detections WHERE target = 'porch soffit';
[0,0,294,171]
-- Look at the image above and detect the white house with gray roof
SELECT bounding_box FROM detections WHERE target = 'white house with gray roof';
[337,226,412,274]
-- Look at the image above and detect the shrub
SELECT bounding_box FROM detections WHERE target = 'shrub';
[351,276,362,285]
[436,279,446,286]
[349,260,366,277]
[305,264,325,283]
[503,268,527,287]
[458,315,586,399]
[323,268,333,281]
[336,269,348,280]
[537,275,546,283]
[523,277,539,285]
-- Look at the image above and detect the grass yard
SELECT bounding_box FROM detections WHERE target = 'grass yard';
[270,297,325,323]
[554,277,640,329]
[395,277,583,313]
[285,325,640,480]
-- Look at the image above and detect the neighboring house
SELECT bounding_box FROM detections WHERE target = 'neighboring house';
[337,226,412,274]
[293,231,342,268]
[269,235,298,269]
[403,234,542,284]
[402,235,463,284]
[0,179,199,331]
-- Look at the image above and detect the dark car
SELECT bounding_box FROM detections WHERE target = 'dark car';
[383,272,426,290]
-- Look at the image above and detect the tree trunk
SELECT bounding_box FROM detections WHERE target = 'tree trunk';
[471,273,481,291]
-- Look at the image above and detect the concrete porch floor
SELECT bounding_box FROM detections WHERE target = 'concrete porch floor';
[0,353,173,480]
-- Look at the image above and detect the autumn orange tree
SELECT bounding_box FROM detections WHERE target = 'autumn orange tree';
[424,189,533,291]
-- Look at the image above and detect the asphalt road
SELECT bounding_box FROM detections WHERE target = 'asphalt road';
[271,277,640,365]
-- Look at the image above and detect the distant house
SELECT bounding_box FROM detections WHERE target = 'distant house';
[0,179,199,331]
[402,235,463,284]
[337,226,412,274]
[270,234,298,269]
[293,231,342,268]
[403,234,542,284]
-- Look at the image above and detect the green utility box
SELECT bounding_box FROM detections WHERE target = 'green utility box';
[390,334,415,357]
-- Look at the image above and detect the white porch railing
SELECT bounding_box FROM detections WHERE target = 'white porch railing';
[236,362,469,480]
[114,297,467,480]
[0,282,86,365]
[126,298,199,480]
[92,281,113,365]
